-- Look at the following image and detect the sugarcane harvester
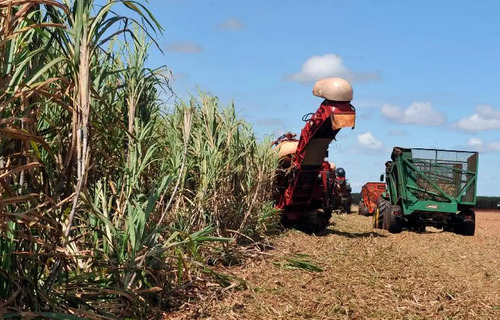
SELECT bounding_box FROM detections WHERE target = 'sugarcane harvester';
[272,78,356,233]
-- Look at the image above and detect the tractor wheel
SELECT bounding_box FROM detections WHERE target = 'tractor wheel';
[456,210,475,236]
[359,201,369,216]
[383,204,404,234]
[303,209,329,234]
[373,198,388,229]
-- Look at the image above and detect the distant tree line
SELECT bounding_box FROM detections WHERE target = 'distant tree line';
[476,196,500,209]
[352,193,361,204]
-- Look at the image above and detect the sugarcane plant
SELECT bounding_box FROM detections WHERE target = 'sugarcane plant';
[0,0,278,318]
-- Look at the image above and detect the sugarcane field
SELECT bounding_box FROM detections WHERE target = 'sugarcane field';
[1,1,500,319]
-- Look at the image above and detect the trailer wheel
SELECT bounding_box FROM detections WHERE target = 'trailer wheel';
[385,205,404,234]
[377,199,403,233]
[303,209,329,234]
[373,198,388,229]
[456,210,475,236]
[416,224,426,233]
[407,215,425,233]
[359,201,369,216]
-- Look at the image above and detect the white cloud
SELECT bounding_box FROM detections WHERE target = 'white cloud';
[454,105,500,132]
[381,104,404,120]
[288,54,379,83]
[381,102,446,126]
[467,138,483,148]
[357,132,383,149]
[218,18,244,30]
[165,42,203,53]
[464,138,500,152]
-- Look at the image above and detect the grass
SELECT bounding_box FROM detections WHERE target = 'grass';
[274,254,324,272]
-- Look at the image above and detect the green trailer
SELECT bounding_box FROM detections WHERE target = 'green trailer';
[374,147,479,235]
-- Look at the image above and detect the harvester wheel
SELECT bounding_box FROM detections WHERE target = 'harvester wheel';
[346,202,352,214]
[456,210,475,236]
[303,209,329,234]
[280,214,294,229]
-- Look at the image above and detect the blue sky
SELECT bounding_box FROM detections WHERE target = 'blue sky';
[142,0,499,196]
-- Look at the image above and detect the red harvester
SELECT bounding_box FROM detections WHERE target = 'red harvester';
[272,78,356,233]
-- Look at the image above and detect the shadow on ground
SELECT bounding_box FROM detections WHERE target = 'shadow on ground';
[323,228,387,238]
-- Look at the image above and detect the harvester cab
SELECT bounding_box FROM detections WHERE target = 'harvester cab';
[273,78,356,233]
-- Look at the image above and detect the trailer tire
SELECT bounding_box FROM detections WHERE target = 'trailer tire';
[385,205,404,234]
[407,216,425,233]
[303,209,329,234]
[373,198,389,229]
[377,199,403,233]
[359,201,369,216]
[456,210,475,236]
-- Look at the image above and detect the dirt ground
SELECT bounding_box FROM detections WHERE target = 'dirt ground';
[165,209,500,320]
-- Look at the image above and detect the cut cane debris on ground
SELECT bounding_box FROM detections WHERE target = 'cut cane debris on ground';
[165,209,500,320]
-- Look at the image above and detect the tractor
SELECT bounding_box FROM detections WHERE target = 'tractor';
[358,182,386,216]
[272,78,356,233]
[374,147,479,235]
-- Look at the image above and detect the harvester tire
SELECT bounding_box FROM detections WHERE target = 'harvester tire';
[345,202,352,214]
[280,214,294,229]
[456,210,475,236]
[303,209,329,234]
